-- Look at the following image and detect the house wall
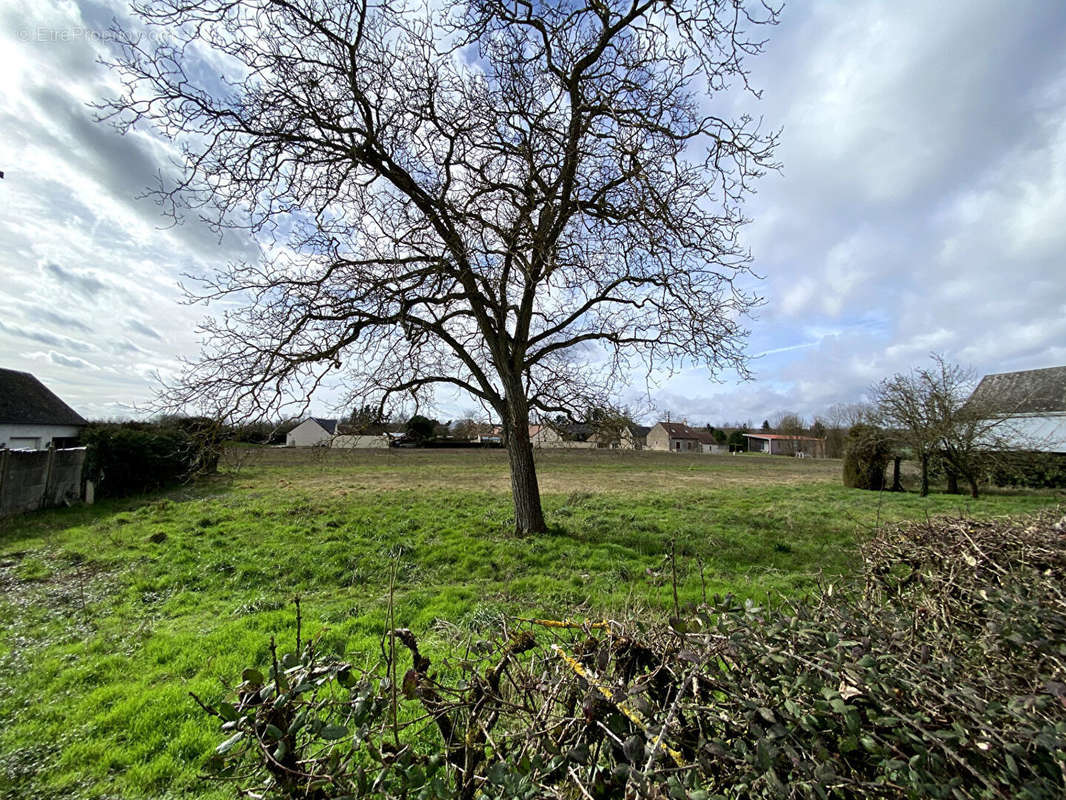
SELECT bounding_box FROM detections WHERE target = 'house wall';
[994,413,1066,453]
[0,424,82,450]
[646,424,671,451]
[286,420,331,447]
[531,427,597,449]
[531,427,564,447]
[331,434,389,449]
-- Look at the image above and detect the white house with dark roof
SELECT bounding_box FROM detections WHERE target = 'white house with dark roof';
[0,368,87,450]
[966,366,1066,453]
[285,417,339,447]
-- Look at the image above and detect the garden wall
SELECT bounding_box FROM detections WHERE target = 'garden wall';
[0,446,87,516]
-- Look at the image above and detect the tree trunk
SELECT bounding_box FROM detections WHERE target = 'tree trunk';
[966,474,980,499]
[919,453,929,497]
[946,468,959,495]
[501,393,546,535]
[891,457,903,492]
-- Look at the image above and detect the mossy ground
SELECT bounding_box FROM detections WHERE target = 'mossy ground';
[0,448,1060,798]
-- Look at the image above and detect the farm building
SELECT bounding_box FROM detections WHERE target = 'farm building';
[285,417,338,447]
[743,433,826,457]
[966,365,1066,453]
[0,368,86,450]
[646,422,719,453]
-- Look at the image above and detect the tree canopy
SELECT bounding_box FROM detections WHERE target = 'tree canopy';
[103,0,780,532]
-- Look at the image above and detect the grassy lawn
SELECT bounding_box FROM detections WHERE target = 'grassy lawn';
[0,448,1060,799]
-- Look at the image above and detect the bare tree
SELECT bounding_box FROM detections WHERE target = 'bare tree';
[102,0,779,533]
[873,355,1033,498]
[822,402,874,459]
[871,367,942,496]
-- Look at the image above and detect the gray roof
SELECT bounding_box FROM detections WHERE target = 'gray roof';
[967,366,1066,415]
[0,368,87,427]
[310,417,339,434]
[654,421,717,443]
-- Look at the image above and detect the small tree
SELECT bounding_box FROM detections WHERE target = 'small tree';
[874,355,1029,499]
[404,415,437,444]
[871,367,943,496]
[727,429,748,452]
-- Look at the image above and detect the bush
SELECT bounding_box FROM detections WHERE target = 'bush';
[987,452,1066,489]
[84,420,220,497]
[199,511,1066,799]
[843,424,892,490]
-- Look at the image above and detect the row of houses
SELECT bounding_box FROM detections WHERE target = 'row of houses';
[3,365,1064,458]
[285,416,828,456]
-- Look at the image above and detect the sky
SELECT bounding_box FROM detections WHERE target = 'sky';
[1,0,1065,426]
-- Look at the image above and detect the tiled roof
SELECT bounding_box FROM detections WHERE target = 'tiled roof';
[968,366,1066,415]
[655,422,717,443]
[0,368,87,427]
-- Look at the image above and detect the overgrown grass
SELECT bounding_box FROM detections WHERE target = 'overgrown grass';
[0,449,1060,799]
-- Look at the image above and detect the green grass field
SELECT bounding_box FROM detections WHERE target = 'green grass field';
[0,448,1061,799]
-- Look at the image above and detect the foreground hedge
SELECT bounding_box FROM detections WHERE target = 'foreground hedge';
[200,511,1066,798]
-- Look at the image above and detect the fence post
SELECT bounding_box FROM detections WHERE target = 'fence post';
[0,448,7,514]
[42,442,57,510]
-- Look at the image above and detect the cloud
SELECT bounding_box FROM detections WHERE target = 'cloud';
[125,319,163,340]
[1,0,1065,425]
[27,350,97,370]
[17,305,93,334]
[0,320,96,352]
[41,261,109,297]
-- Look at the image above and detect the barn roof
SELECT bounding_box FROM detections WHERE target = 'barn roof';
[967,366,1066,415]
[0,368,87,427]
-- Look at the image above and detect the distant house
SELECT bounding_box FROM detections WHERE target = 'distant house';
[646,422,718,453]
[612,424,651,450]
[0,368,87,450]
[743,433,826,458]
[530,422,596,449]
[529,421,650,449]
[285,417,338,447]
[966,366,1066,453]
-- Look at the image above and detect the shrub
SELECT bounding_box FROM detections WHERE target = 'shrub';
[199,511,1066,799]
[986,452,1066,489]
[842,423,892,490]
[83,420,220,497]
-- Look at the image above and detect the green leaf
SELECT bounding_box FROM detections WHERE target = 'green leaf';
[241,668,264,686]
[217,702,238,722]
[320,724,349,740]
[215,732,244,755]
